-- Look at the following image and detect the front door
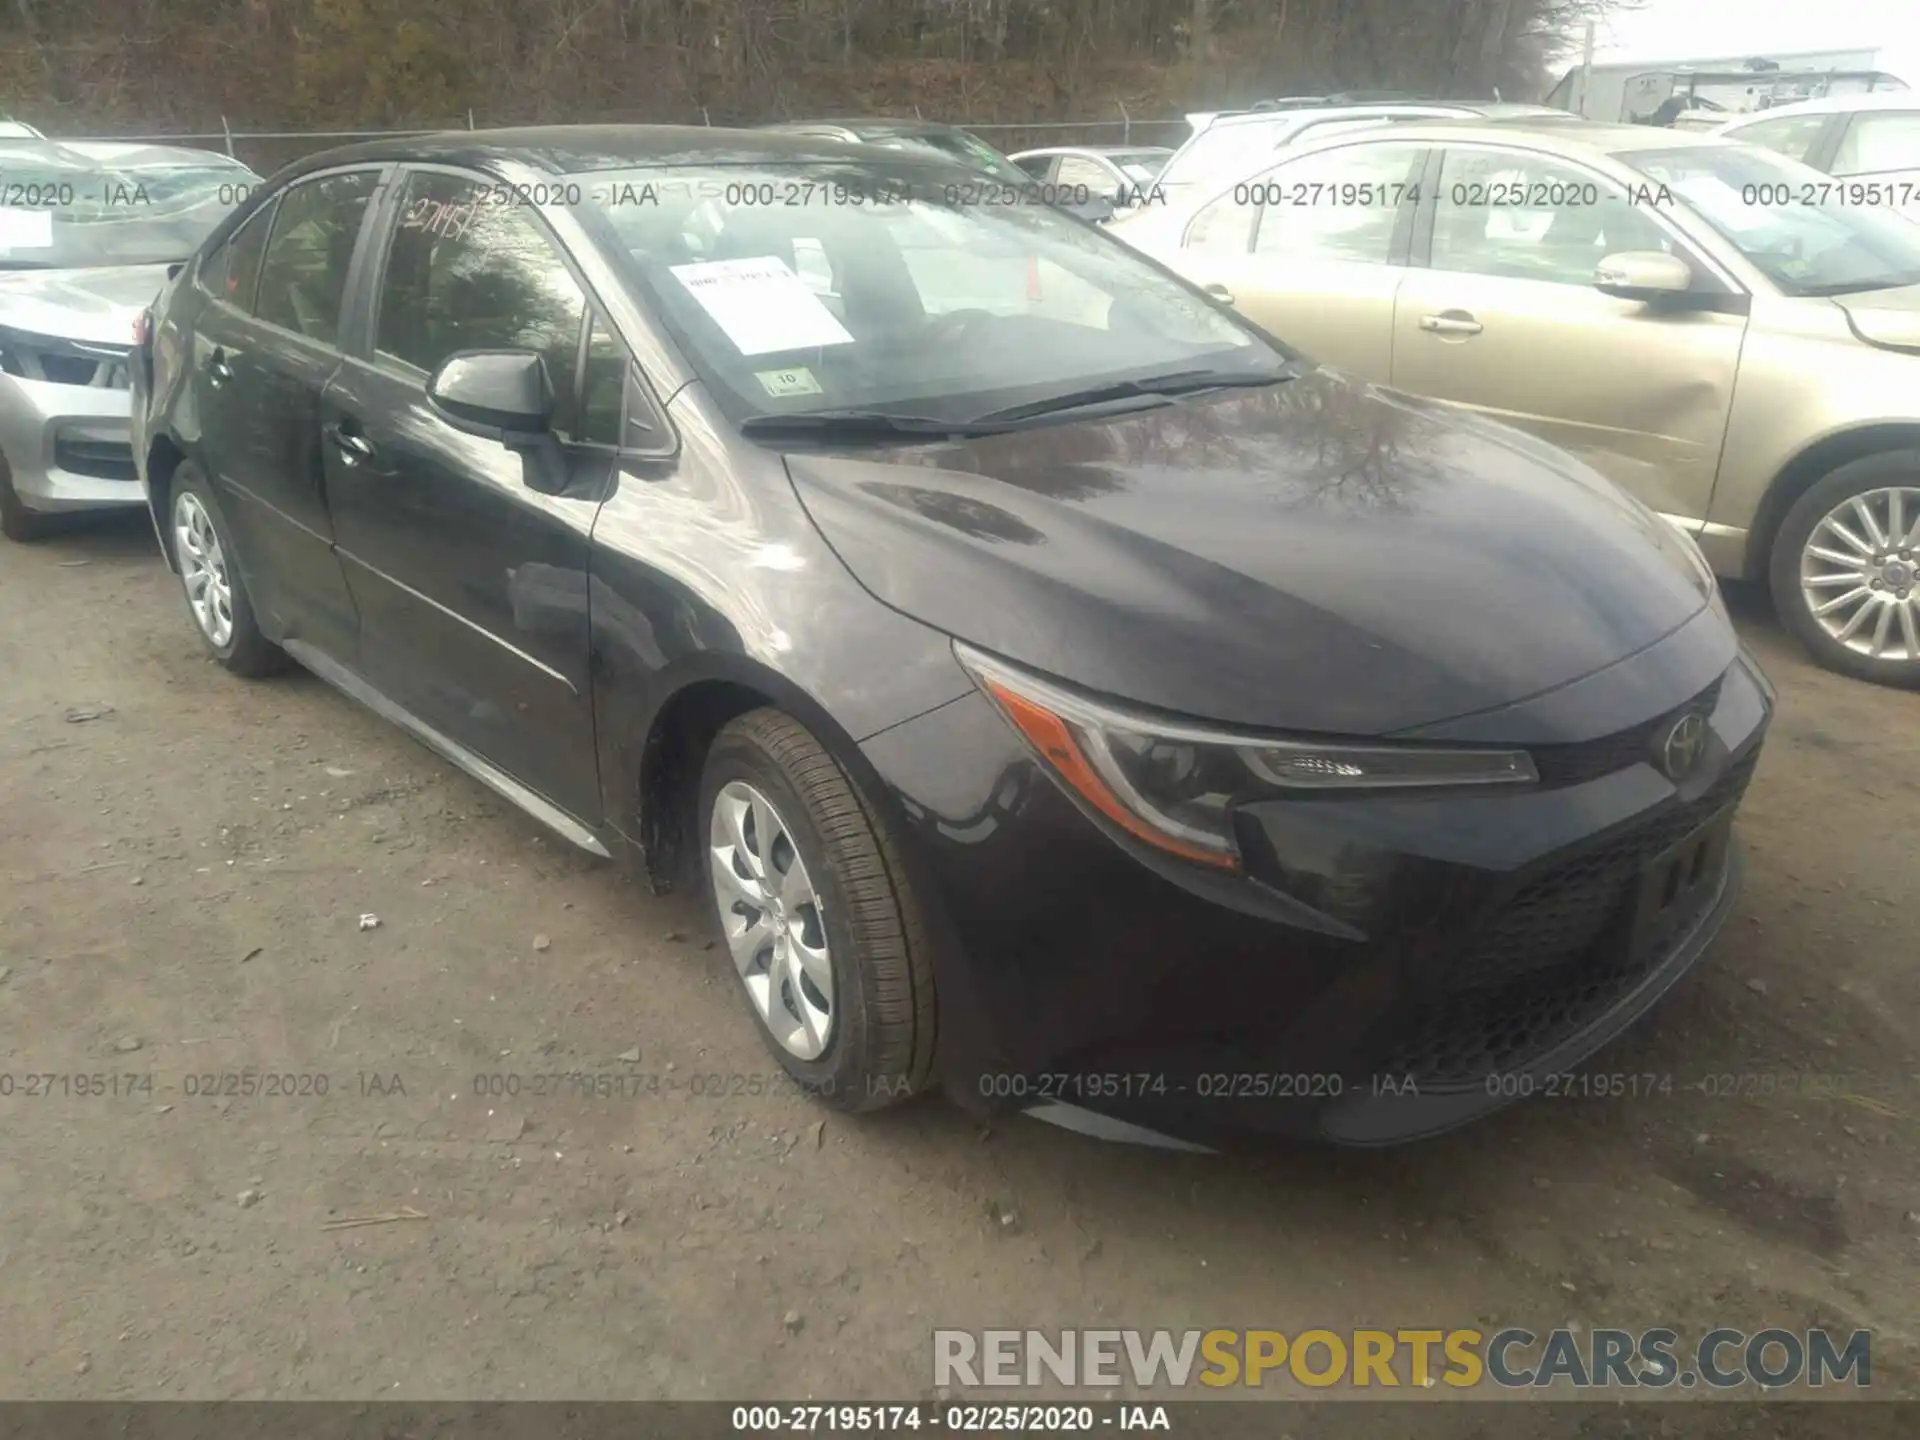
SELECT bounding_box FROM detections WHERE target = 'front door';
[1390,144,1748,524]
[320,168,615,824]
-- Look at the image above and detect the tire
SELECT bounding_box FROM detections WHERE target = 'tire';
[166,463,289,677]
[1769,449,1920,689]
[698,708,937,1111]
[0,456,51,542]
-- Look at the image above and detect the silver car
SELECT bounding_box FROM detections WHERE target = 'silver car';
[0,140,259,540]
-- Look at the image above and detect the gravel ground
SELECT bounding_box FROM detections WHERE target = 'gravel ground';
[0,511,1915,1427]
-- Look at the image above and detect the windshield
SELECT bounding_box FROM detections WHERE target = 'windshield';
[1620,142,1920,296]
[573,161,1287,426]
[1160,122,1289,192]
[1111,150,1172,182]
[0,147,258,269]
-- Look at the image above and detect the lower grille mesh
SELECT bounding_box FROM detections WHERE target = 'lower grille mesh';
[1381,747,1760,1091]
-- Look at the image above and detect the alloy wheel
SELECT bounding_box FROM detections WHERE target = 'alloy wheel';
[173,490,234,649]
[1798,485,1920,662]
[707,780,835,1060]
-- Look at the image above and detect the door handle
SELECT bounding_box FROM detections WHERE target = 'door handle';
[205,349,234,386]
[327,425,376,464]
[1203,282,1236,305]
[1419,313,1483,336]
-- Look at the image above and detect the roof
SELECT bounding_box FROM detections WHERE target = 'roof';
[0,137,252,170]
[275,123,942,182]
[1321,117,1740,156]
[757,118,968,137]
[1007,145,1173,159]
[1716,90,1920,124]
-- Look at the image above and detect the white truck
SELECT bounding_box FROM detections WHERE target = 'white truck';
[1545,49,1907,126]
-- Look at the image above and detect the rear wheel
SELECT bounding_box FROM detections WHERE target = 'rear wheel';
[1770,451,1920,688]
[168,464,288,677]
[0,457,51,542]
[698,708,937,1111]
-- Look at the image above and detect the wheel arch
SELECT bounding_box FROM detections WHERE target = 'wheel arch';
[630,657,896,894]
[144,435,189,571]
[1745,423,1920,580]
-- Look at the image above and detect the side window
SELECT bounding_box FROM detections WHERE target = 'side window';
[253,172,380,344]
[1251,144,1427,264]
[1730,114,1832,165]
[373,172,590,435]
[1184,187,1256,253]
[198,202,275,312]
[1832,113,1920,175]
[578,315,627,447]
[1013,155,1053,180]
[1055,156,1120,199]
[1429,149,1673,286]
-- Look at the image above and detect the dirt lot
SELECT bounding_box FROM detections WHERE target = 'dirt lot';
[1,510,1917,1423]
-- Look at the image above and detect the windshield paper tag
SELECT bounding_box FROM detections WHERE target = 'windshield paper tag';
[670,256,854,356]
[755,366,823,397]
[0,208,54,250]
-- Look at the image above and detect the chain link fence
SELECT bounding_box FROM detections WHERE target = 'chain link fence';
[58,113,1194,175]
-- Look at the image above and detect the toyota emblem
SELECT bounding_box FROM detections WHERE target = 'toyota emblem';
[1658,711,1708,781]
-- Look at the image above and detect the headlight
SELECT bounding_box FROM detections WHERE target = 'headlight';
[955,643,1537,872]
[0,325,132,389]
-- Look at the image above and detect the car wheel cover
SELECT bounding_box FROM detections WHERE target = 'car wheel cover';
[1799,484,1920,662]
[174,490,234,649]
[708,779,836,1060]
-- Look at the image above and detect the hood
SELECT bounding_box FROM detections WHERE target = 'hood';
[1834,283,1920,355]
[784,370,1716,736]
[0,263,170,347]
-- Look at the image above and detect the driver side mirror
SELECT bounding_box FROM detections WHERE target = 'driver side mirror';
[427,349,569,495]
[1072,195,1118,225]
[1594,250,1695,302]
[427,350,554,436]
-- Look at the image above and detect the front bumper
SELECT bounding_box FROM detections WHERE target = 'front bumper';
[860,636,1772,1148]
[0,373,141,514]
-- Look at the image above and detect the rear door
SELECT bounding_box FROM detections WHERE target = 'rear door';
[189,167,384,658]
[1160,140,1429,378]
[319,167,614,823]
[1390,143,1748,524]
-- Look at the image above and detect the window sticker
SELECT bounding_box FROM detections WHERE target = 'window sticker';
[670,255,854,356]
[755,366,824,397]
[0,208,54,250]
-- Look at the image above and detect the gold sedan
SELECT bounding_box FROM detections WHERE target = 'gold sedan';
[1109,120,1920,687]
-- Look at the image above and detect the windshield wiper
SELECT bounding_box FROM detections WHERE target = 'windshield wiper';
[739,409,1012,441]
[969,366,1297,425]
[1797,274,1920,297]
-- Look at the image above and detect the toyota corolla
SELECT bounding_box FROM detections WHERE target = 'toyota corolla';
[132,127,1773,1149]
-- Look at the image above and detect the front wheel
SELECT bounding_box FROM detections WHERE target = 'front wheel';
[168,465,288,677]
[698,708,937,1111]
[1770,451,1920,688]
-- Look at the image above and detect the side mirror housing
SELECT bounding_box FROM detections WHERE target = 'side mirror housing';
[428,350,570,494]
[1072,195,1118,225]
[1594,250,1695,302]
[427,350,554,437]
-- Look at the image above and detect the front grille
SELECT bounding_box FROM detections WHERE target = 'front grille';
[1529,677,1723,788]
[1379,745,1761,1089]
[54,436,138,481]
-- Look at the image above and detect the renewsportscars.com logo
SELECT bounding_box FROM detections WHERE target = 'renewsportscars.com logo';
[932,1327,1872,1391]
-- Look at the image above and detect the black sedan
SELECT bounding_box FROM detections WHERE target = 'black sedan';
[132,126,1772,1149]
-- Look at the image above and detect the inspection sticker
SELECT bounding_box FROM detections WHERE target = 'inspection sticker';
[755,366,824,398]
[0,208,54,251]
[670,255,853,356]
